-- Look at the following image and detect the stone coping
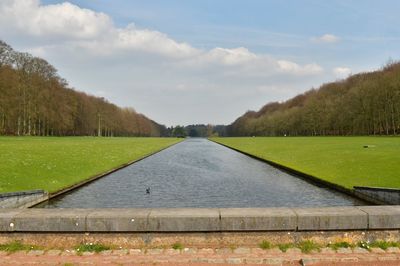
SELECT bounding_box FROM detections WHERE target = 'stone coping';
[354,186,400,193]
[354,186,400,205]
[0,190,46,199]
[0,206,399,232]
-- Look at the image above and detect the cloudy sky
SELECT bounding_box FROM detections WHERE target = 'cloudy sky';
[1,0,399,126]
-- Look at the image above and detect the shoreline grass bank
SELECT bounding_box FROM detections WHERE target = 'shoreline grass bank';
[211,137,400,189]
[0,137,181,193]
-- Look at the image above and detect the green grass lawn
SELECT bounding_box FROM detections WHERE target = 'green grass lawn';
[211,137,400,189]
[0,137,181,193]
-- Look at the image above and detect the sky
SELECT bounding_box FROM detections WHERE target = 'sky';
[0,0,399,126]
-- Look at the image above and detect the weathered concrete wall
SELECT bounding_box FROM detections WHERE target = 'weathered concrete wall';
[0,190,48,209]
[354,186,400,205]
[1,206,400,232]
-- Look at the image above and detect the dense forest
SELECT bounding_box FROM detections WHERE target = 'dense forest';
[2,40,399,138]
[228,62,400,136]
[184,124,226,137]
[165,124,227,138]
[0,41,166,137]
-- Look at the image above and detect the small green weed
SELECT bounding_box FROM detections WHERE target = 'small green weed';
[228,244,237,251]
[75,243,110,253]
[259,240,272,250]
[328,241,354,250]
[0,241,38,252]
[297,240,321,253]
[369,241,400,250]
[357,241,370,250]
[278,243,295,252]
[172,243,184,250]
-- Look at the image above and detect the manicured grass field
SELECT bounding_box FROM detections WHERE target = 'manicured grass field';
[211,137,400,189]
[0,137,181,193]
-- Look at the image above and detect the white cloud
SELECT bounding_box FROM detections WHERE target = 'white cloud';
[0,0,323,73]
[114,24,200,58]
[205,47,257,65]
[180,48,323,77]
[0,0,330,125]
[0,0,112,40]
[312,34,340,43]
[76,24,201,58]
[0,0,199,58]
[333,67,352,78]
[277,60,323,75]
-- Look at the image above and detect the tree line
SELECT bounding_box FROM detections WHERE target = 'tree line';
[0,41,166,137]
[228,62,400,136]
[182,124,219,137]
[165,124,226,138]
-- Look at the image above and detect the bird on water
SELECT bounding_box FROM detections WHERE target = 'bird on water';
[146,187,151,194]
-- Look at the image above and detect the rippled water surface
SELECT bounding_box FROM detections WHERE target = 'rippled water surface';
[39,138,365,208]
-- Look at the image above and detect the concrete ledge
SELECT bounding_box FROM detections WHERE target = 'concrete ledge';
[0,190,45,198]
[0,190,48,209]
[11,209,88,232]
[220,208,296,231]
[0,209,25,231]
[86,209,150,232]
[354,186,400,205]
[357,206,400,229]
[294,207,368,231]
[148,208,220,232]
[0,206,399,232]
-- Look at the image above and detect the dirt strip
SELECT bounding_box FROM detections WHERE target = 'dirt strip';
[0,246,400,265]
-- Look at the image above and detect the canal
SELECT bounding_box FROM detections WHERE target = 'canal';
[38,138,365,208]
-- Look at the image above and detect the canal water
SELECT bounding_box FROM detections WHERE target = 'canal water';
[38,138,365,208]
